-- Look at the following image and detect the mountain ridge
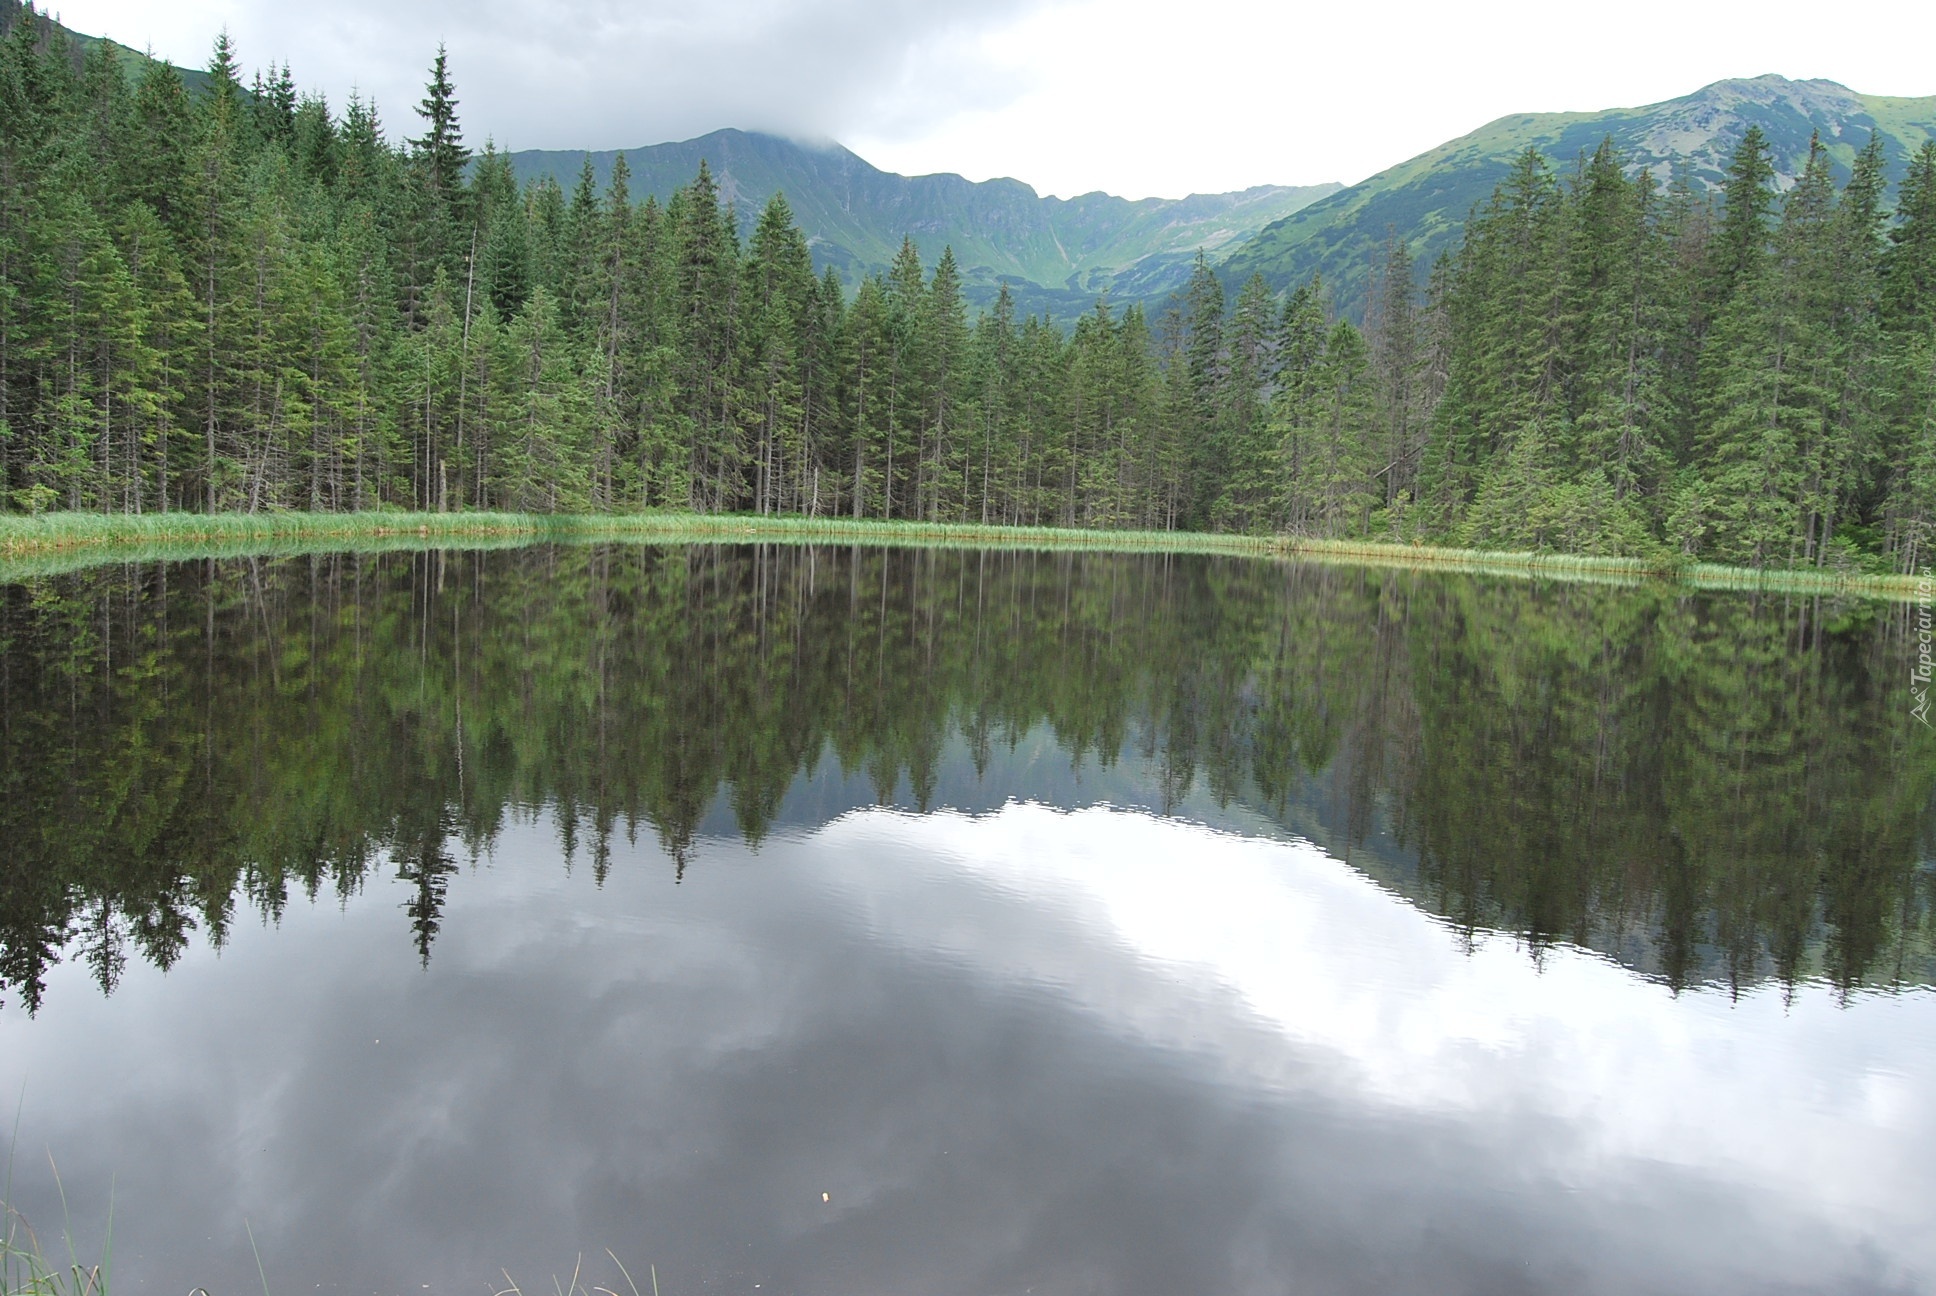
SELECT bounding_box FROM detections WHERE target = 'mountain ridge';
[505,130,1342,320]
[13,0,1931,331]
[1219,74,1936,316]
[0,0,216,94]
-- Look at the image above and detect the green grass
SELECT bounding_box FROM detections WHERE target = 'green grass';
[0,510,1923,600]
[1,1212,104,1296]
[3,1120,108,1296]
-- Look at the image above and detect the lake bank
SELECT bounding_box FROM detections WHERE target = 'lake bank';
[0,510,1918,599]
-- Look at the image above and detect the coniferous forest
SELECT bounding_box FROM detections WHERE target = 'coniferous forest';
[2,8,1935,569]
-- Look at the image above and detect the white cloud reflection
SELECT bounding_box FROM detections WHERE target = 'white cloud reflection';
[817,803,1936,1261]
[2,803,1931,1294]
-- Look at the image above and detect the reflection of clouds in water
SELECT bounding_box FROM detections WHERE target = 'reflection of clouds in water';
[824,806,1935,1187]
[813,805,1936,1275]
[0,805,1931,1296]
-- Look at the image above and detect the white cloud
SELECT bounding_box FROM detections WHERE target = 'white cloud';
[42,0,1936,197]
[48,0,1058,152]
[850,0,1936,195]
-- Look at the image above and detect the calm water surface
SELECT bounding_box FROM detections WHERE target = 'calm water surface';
[1,544,1933,1296]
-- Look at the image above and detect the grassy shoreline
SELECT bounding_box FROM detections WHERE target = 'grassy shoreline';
[0,510,1921,599]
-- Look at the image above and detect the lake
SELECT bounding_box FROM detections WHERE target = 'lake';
[1,543,1932,1296]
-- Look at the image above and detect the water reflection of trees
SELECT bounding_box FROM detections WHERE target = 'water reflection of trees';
[2,545,1931,1011]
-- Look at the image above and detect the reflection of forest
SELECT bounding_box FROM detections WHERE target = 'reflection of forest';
[2,545,1931,1012]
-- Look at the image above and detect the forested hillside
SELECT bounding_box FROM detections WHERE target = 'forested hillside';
[507,132,1339,325]
[0,0,212,92]
[1,7,1933,569]
[1222,76,1936,319]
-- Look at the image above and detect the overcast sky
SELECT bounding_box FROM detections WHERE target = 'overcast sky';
[46,0,1936,198]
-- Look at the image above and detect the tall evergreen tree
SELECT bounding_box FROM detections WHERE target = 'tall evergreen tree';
[1714,125,1775,300]
[405,45,470,315]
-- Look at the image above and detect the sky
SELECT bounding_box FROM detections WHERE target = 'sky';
[39,0,1936,198]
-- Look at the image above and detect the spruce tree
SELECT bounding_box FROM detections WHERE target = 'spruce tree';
[1880,141,1936,566]
[969,283,1018,523]
[1418,147,1567,530]
[1271,279,1329,533]
[882,236,927,517]
[1714,125,1774,300]
[1565,137,1666,506]
[1366,236,1422,507]
[1212,272,1278,530]
[745,192,813,515]
[1694,136,1839,566]
[406,45,470,306]
[843,275,892,518]
[1307,320,1377,537]
[1883,141,1936,334]
[922,247,968,519]
[674,162,742,510]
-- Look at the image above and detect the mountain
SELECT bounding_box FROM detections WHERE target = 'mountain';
[1220,75,1936,317]
[507,131,1340,322]
[0,0,215,94]
[8,0,1341,326]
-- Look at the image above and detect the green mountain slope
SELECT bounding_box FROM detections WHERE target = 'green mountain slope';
[508,131,1340,321]
[1221,75,1936,316]
[0,0,215,93]
[8,0,1339,326]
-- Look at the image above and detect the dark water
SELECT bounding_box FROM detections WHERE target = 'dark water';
[2,544,1933,1296]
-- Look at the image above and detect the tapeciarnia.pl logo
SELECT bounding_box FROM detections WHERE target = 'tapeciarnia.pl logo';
[1914,566,1933,728]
